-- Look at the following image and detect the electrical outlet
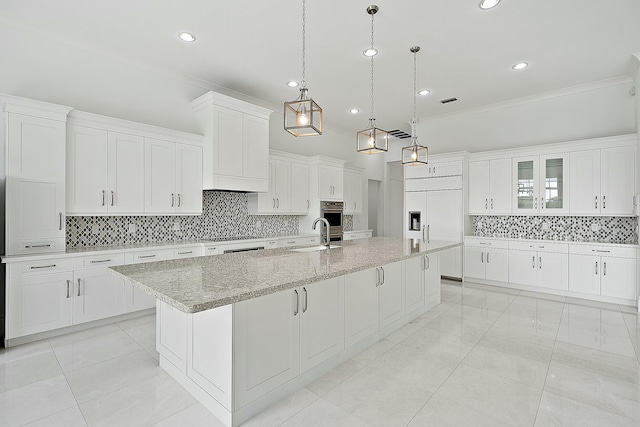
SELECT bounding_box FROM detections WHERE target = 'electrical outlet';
[255,220,262,230]
[542,222,550,231]
[173,222,180,231]
[128,224,136,233]
[91,224,100,234]
[591,223,600,232]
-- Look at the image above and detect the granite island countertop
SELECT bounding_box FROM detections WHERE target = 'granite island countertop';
[110,237,460,314]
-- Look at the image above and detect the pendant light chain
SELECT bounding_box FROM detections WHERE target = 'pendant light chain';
[301,0,307,89]
[370,10,375,121]
[412,47,418,141]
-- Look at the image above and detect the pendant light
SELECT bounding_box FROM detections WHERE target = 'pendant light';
[356,5,388,154]
[402,46,429,165]
[284,0,323,137]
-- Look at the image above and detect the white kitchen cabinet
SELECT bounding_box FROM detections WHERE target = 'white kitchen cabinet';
[191,91,272,193]
[67,126,145,214]
[73,268,125,324]
[464,238,509,282]
[124,249,168,312]
[508,242,568,291]
[248,159,291,214]
[513,154,569,214]
[404,161,463,179]
[290,162,310,214]
[468,159,511,214]
[404,256,425,315]
[343,169,363,214]
[424,253,441,298]
[569,245,637,300]
[569,254,602,295]
[318,164,344,201]
[343,230,373,241]
[344,267,379,347]
[378,261,404,329]
[234,288,300,409]
[570,146,635,215]
[600,256,636,300]
[144,138,202,214]
[6,109,70,255]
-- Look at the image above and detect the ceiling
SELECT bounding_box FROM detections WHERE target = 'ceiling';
[1,0,640,135]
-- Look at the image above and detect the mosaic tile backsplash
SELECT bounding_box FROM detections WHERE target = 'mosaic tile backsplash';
[472,215,638,244]
[66,191,299,248]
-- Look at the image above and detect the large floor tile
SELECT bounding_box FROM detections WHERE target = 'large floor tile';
[23,406,88,427]
[117,314,156,348]
[0,375,77,427]
[400,325,480,364]
[305,359,363,396]
[564,297,623,311]
[442,303,504,326]
[407,395,513,427]
[491,311,560,341]
[152,403,225,427]
[425,311,495,335]
[50,325,143,372]
[350,338,396,365]
[555,320,637,358]
[0,340,52,363]
[66,349,159,403]
[544,360,640,421]
[435,364,541,426]
[505,295,565,322]
[518,290,566,303]
[79,371,196,427]
[534,391,637,427]
[240,388,318,427]
[324,366,432,427]
[0,350,62,392]
[279,397,370,427]
[458,290,515,312]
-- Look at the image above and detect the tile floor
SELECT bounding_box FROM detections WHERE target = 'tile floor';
[1,281,638,426]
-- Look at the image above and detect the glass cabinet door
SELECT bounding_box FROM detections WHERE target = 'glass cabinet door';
[539,153,569,213]
[513,157,539,213]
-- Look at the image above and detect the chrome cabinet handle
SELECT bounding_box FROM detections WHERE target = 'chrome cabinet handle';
[354,201,356,210]
[491,198,494,210]
[603,195,606,209]
[177,251,192,255]
[66,280,70,299]
[273,198,276,208]
[294,289,299,316]
[139,254,156,259]
[380,267,385,285]
[90,259,111,264]
[487,252,490,263]
[595,196,598,209]
[102,190,106,206]
[30,264,56,269]
[303,287,308,313]
[111,191,114,206]
[171,193,175,207]
[276,198,279,208]
[603,262,607,276]
[425,255,430,270]
[77,278,81,297]
[595,261,598,275]
[539,256,542,269]
[593,249,611,253]
[25,244,52,249]
[532,256,536,268]
[534,197,537,209]
[481,252,484,263]
[429,167,432,174]
[422,225,426,240]
[178,194,181,208]
[433,166,436,174]
[485,198,488,210]
[427,225,430,242]
[59,213,63,230]
[307,200,309,209]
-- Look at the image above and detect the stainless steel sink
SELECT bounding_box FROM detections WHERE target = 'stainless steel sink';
[291,245,341,252]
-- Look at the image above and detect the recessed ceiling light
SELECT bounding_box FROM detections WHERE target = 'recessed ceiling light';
[178,32,196,42]
[287,81,299,87]
[418,89,431,96]
[479,0,500,10]
[363,48,378,57]
[349,108,360,114]
[512,62,529,70]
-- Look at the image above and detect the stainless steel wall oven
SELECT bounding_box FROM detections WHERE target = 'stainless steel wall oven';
[320,201,343,241]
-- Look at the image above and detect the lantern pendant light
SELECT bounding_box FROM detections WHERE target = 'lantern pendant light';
[402,46,429,165]
[357,5,388,154]
[284,0,323,137]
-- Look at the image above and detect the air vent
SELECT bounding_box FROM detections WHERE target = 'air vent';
[440,97,458,104]
[387,129,411,139]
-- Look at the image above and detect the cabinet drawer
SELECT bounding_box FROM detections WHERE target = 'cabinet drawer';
[74,253,126,270]
[171,246,201,259]
[8,239,66,256]
[464,238,509,249]
[306,236,320,245]
[405,175,462,191]
[569,244,637,258]
[278,238,307,248]
[125,250,169,264]
[343,232,358,241]
[10,258,74,278]
[203,245,220,255]
[509,241,568,253]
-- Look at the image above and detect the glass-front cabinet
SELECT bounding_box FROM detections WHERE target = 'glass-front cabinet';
[513,153,569,214]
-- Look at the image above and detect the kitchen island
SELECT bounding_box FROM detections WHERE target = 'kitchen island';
[110,237,460,426]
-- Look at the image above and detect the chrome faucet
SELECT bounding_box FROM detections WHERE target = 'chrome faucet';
[312,217,331,247]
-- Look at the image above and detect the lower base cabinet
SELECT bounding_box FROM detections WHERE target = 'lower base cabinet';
[73,268,125,324]
[378,261,404,329]
[125,284,156,312]
[464,244,509,282]
[508,248,568,291]
[344,268,379,348]
[569,254,636,299]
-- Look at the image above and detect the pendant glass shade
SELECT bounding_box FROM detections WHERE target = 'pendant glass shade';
[284,88,323,136]
[357,118,388,154]
[402,138,429,165]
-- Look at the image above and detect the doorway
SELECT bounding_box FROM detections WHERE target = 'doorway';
[368,179,383,237]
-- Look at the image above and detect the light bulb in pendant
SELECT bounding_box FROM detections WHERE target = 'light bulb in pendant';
[368,135,375,148]
[297,105,309,125]
[411,149,418,162]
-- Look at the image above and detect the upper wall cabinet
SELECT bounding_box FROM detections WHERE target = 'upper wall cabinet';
[512,153,569,214]
[315,160,344,202]
[570,146,635,215]
[191,91,272,193]
[344,167,363,214]
[404,160,463,179]
[468,159,511,215]
[4,96,72,255]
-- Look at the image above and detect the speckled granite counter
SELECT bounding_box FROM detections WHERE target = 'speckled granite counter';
[110,237,459,313]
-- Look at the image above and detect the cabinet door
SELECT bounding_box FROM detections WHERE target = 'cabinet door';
[124,283,156,313]
[485,248,509,282]
[513,156,539,214]
[300,278,344,372]
[464,246,485,279]
[243,114,269,182]
[107,132,144,213]
[426,190,462,242]
[274,160,291,212]
[489,159,512,214]
[468,161,490,214]
[215,107,244,178]
[234,288,300,408]
[404,256,425,314]
[539,153,569,214]
[405,191,426,239]
[601,146,635,215]
[290,162,309,213]
[344,268,379,347]
[74,268,125,324]
[343,173,354,214]
[379,262,404,329]
[538,252,569,291]
[66,125,108,213]
[318,165,333,199]
[569,255,600,295]
[508,250,538,286]
[7,114,66,242]
[332,167,344,200]
[144,138,176,213]
[570,150,600,214]
[424,253,441,298]
[7,273,73,338]
[353,172,363,213]
[431,161,462,178]
[600,257,636,300]
[176,143,203,214]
